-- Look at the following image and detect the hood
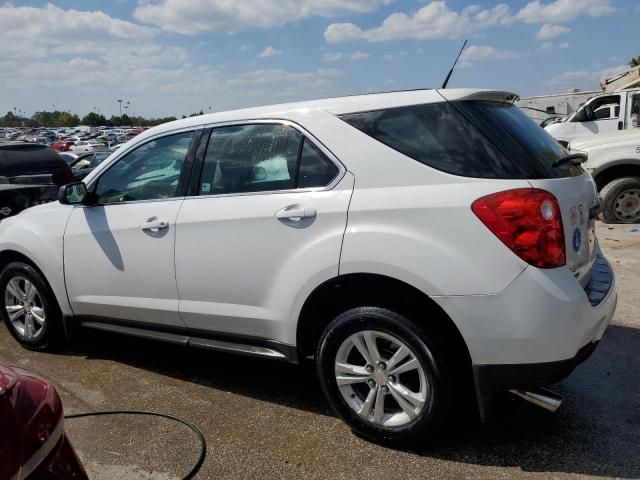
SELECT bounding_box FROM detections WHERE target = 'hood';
[0,362,65,480]
[569,129,640,151]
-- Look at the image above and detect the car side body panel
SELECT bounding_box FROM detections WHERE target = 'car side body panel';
[293,110,530,297]
[0,204,74,316]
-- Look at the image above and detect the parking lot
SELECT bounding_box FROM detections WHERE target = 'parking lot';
[0,222,638,480]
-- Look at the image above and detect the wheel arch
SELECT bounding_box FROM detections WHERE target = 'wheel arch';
[296,272,471,367]
[0,250,46,276]
[592,161,640,190]
[0,248,72,318]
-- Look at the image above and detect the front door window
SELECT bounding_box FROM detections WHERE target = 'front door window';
[94,131,194,204]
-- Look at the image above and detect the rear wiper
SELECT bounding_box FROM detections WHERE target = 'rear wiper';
[552,152,587,168]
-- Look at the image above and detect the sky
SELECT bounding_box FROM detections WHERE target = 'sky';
[0,0,637,119]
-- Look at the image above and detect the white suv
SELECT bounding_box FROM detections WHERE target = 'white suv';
[0,89,617,443]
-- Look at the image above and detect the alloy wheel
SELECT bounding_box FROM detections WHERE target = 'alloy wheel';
[4,276,46,340]
[334,330,428,428]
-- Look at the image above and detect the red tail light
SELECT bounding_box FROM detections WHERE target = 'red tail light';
[472,188,565,268]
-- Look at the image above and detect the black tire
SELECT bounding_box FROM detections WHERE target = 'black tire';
[0,261,64,351]
[600,176,640,224]
[316,307,452,445]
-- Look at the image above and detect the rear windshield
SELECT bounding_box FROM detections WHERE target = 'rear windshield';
[340,101,582,179]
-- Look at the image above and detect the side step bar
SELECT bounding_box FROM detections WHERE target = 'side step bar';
[78,319,293,362]
[509,387,563,412]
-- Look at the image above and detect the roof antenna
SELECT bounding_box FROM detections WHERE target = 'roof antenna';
[441,39,468,89]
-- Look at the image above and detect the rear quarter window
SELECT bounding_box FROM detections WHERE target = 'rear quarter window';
[340,101,581,179]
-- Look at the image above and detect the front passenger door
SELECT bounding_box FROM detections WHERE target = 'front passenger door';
[64,130,197,327]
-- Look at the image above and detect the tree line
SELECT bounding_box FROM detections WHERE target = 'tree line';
[1,110,179,128]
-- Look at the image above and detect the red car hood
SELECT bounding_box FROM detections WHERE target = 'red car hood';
[0,362,64,480]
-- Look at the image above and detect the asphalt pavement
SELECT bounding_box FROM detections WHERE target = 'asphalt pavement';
[0,222,638,479]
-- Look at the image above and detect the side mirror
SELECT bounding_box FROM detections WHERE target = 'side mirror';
[58,182,88,205]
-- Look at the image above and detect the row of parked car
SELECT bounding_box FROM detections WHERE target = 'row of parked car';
[0,126,146,154]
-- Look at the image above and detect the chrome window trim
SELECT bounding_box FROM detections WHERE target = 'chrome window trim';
[72,196,186,208]
[86,118,346,206]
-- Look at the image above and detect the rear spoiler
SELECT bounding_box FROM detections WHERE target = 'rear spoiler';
[437,89,519,104]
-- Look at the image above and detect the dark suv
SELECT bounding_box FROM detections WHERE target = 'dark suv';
[0,143,75,220]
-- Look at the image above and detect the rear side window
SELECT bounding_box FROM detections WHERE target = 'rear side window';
[298,139,339,189]
[341,101,580,179]
[455,101,581,178]
[198,124,340,195]
[340,103,523,179]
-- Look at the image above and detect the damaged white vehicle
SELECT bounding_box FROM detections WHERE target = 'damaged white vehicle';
[0,89,617,444]
[570,129,640,223]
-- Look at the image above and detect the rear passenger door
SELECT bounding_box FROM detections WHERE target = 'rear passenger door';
[174,122,353,341]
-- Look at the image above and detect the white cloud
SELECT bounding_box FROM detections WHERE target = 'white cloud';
[350,51,370,60]
[257,46,282,58]
[459,45,519,66]
[225,68,342,98]
[323,51,370,62]
[547,64,627,91]
[536,23,570,39]
[325,2,511,42]
[0,3,346,117]
[0,3,157,60]
[324,52,345,62]
[540,40,571,49]
[516,0,614,23]
[134,0,394,34]
[324,0,614,43]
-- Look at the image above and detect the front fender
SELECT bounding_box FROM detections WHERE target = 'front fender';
[0,204,74,315]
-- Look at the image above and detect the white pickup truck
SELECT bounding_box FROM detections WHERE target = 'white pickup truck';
[546,88,640,147]
[569,129,640,223]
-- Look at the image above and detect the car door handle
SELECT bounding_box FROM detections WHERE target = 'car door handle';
[275,206,317,221]
[140,220,169,231]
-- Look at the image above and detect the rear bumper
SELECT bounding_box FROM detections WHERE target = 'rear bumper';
[472,341,598,420]
[434,251,617,420]
[435,251,617,366]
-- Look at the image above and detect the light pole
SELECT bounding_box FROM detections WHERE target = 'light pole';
[117,99,123,116]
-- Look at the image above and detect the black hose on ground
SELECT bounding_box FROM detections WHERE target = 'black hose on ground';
[64,410,207,480]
